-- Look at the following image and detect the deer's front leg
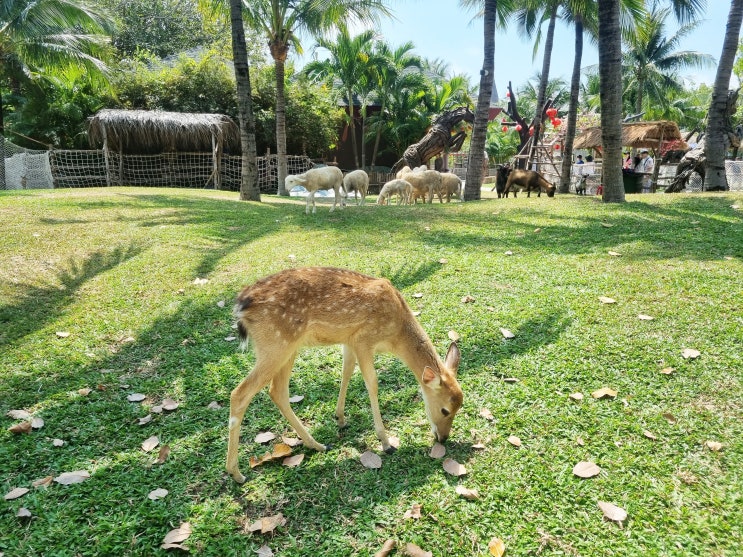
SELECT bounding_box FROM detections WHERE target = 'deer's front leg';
[335,345,357,429]
[355,348,394,454]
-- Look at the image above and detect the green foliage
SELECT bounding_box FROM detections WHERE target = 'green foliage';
[485,120,520,163]
[1,188,742,556]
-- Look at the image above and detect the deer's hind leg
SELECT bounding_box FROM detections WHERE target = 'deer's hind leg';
[268,352,328,453]
[335,344,357,429]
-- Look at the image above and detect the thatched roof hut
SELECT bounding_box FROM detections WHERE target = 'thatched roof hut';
[88,109,240,154]
[573,120,686,151]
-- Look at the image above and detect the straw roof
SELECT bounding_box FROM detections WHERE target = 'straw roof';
[573,120,686,150]
[88,109,240,154]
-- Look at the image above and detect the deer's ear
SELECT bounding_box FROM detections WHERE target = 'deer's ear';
[445,342,461,373]
[422,366,441,387]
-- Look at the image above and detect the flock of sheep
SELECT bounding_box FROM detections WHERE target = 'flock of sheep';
[284,165,462,214]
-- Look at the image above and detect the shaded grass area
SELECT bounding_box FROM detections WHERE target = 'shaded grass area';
[1,188,742,556]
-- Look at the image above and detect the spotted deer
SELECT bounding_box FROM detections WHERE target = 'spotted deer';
[227,267,463,483]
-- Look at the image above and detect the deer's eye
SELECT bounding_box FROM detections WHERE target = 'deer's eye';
[441,408,450,417]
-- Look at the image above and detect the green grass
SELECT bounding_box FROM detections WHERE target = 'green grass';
[1,187,742,556]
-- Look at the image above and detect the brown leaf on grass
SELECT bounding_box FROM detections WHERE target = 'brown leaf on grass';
[403,503,422,520]
[412,292,423,299]
[608,251,622,257]
[682,348,701,360]
[161,522,192,548]
[248,513,286,534]
[443,458,467,477]
[161,398,179,411]
[271,443,292,459]
[283,454,305,467]
[598,501,628,523]
[533,227,542,233]
[54,470,90,485]
[638,314,654,321]
[207,401,221,410]
[573,461,601,478]
[507,435,522,447]
[455,485,479,500]
[569,392,584,401]
[479,408,494,421]
[500,328,515,339]
[78,388,92,396]
[257,545,274,557]
[4,487,29,500]
[151,405,164,414]
[471,443,486,450]
[504,250,514,256]
[288,395,304,404]
[148,488,169,501]
[438,258,448,264]
[461,295,476,304]
[9,421,32,434]
[601,222,613,228]
[127,393,146,402]
[503,377,519,383]
[643,430,658,440]
[142,435,159,452]
[591,387,617,399]
[659,367,675,375]
[31,417,44,429]
[255,431,276,444]
[405,543,433,557]
[138,414,153,426]
[488,537,506,557]
[154,445,171,464]
[662,413,677,424]
[429,443,446,459]
[705,440,723,452]
[388,436,400,450]
[16,507,32,518]
[56,331,71,338]
[373,539,397,557]
[281,436,302,447]
[7,409,31,420]
[598,296,616,304]
[360,451,382,469]
[32,476,53,488]
[576,437,585,446]
[448,330,461,342]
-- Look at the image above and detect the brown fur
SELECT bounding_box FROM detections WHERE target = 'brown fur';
[227,267,463,483]
[503,169,556,198]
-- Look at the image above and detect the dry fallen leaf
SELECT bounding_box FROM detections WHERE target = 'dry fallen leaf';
[9,421,32,434]
[78,388,92,396]
[54,470,90,485]
[662,412,677,424]
[601,222,613,228]
[659,367,675,375]
[138,414,153,426]
[638,314,654,321]
[4,487,29,501]
[193,277,209,285]
[455,485,479,500]
[288,395,304,404]
[503,377,519,383]
[217,300,226,308]
[598,501,628,523]
[443,458,467,477]
[591,387,618,399]
[488,537,506,557]
[598,296,616,304]
[148,488,169,501]
[608,250,622,257]
[32,476,53,488]
[533,227,542,233]
[500,328,515,339]
[471,443,486,450]
[373,539,397,557]
[283,454,305,467]
[705,440,723,452]
[643,430,658,440]
[682,348,701,359]
[281,436,302,447]
[405,543,432,557]
[16,507,32,518]
[142,435,160,452]
[7,409,32,420]
[504,250,514,256]
[507,435,522,447]
[429,442,446,459]
[127,393,146,402]
[439,258,448,264]
[31,417,44,430]
[403,503,422,520]
[207,401,221,410]
[161,522,192,548]
[271,443,292,459]
[461,295,476,303]
[573,461,601,478]
[479,408,494,421]
[255,431,276,444]
[248,513,286,534]
[576,437,585,446]
[412,292,424,299]
[161,398,179,411]
[151,405,164,414]
[56,331,71,338]
[257,545,274,557]
[154,445,171,465]
[52,438,65,447]
[569,392,584,401]
[448,330,461,342]
[360,451,382,469]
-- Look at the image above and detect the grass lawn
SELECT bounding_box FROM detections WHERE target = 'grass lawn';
[1,187,742,556]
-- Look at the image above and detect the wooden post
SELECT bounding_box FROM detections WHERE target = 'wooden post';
[651,128,664,193]
[101,126,111,187]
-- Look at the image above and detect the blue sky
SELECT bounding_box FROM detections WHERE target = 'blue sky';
[299,1,736,94]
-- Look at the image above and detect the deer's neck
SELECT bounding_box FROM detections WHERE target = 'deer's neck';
[396,320,442,381]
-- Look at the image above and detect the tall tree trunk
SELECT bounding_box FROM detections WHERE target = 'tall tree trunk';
[360,105,367,169]
[347,89,359,169]
[559,15,584,194]
[0,88,6,190]
[598,0,625,202]
[528,3,558,171]
[229,0,260,201]
[274,56,289,195]
[464,0,497,201]
[705,0,743,191]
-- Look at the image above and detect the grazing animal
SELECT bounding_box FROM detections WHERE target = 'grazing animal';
[227,267,464,483]
[503,169,556,198]
[492,164,512,198]
[343,169,369,205]
[285,166,345,214]
[439,172,462,202]
[377,179,413,205]
[398,167,443,204]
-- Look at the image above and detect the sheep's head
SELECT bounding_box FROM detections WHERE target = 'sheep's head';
[285,174,306,189]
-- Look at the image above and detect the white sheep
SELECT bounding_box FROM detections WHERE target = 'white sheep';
[398,167,443,204]
[440,173,462,202]
[377,179,413,205]
[342,169,369,206]
[285,166,345,214]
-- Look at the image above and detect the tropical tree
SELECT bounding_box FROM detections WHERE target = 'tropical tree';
[0,0,112,187]
[228,0,260,201]
[705,0,743,190]
[622,7,714,115]
[241,0,391,195]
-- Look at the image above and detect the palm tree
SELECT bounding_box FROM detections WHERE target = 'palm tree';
[622,7,713,115]
[705,0,743,190]
[241,0,391,195]
[0,0,111,188]
[228,0,260,201]
[304,26,380,169]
